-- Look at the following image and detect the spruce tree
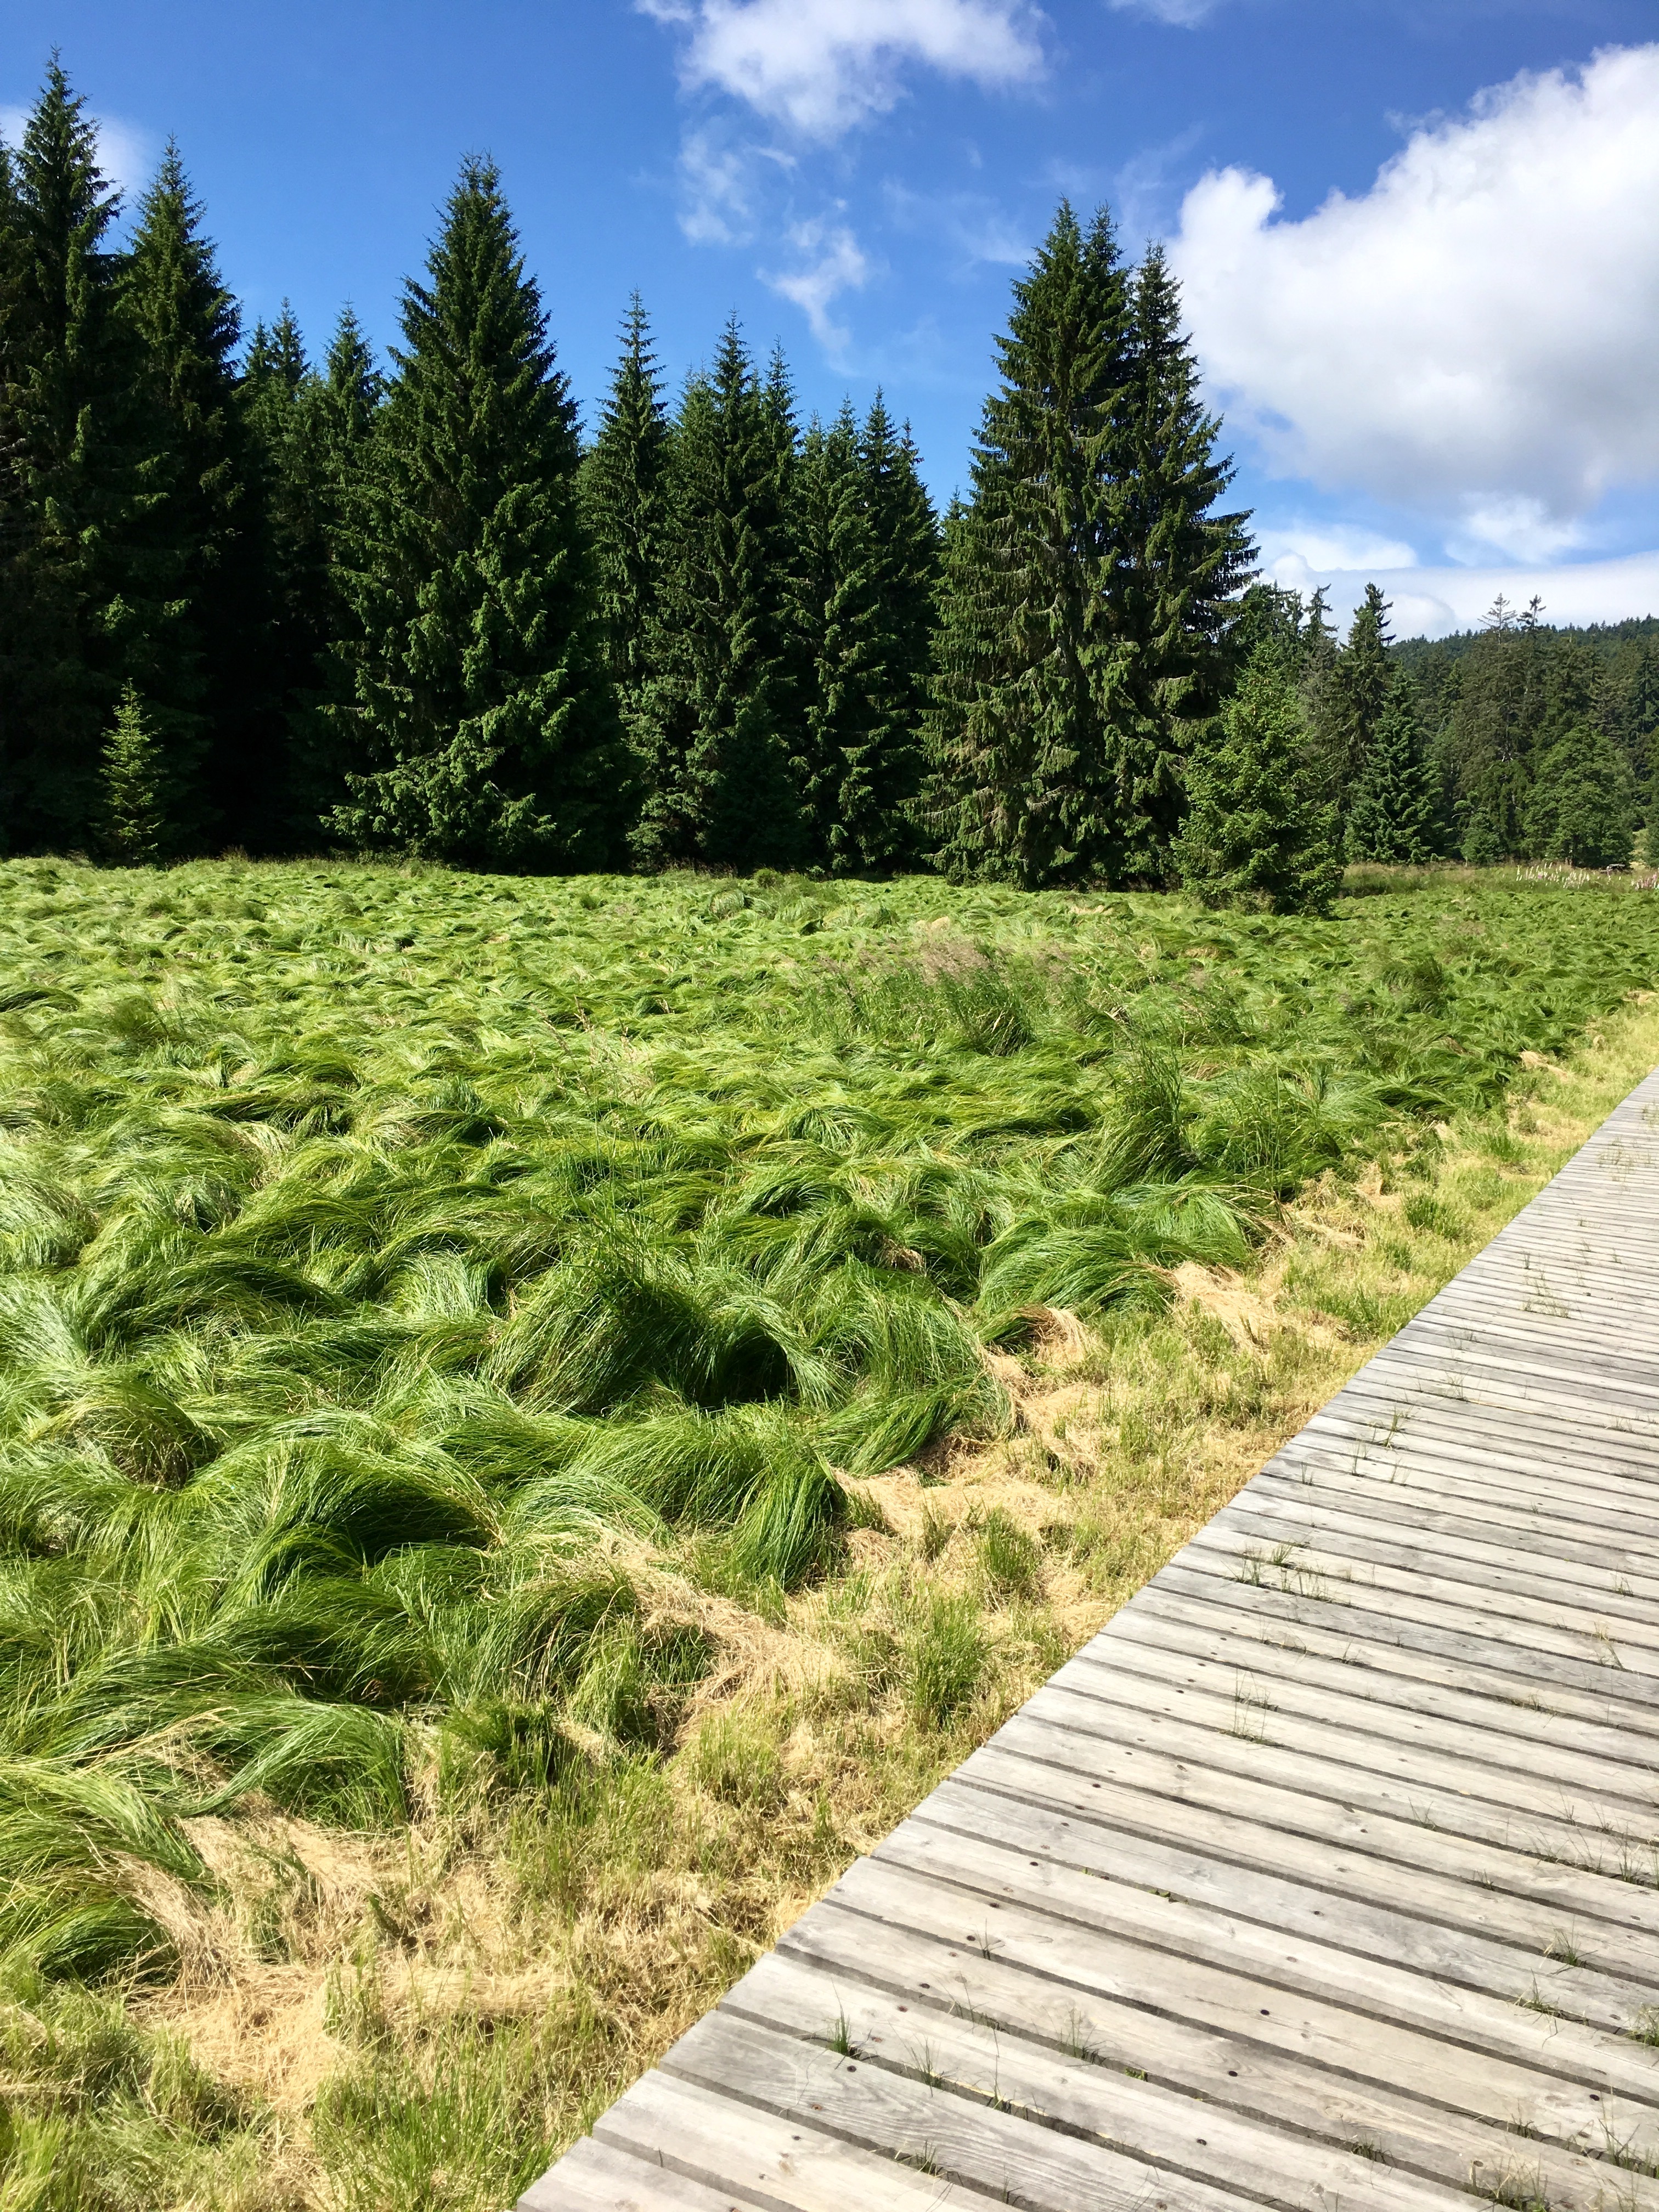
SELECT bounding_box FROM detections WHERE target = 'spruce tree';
[1109,244,1254,878]
[793,404,884,869]
[99,681,167,862]
[1173,647,1341,913]
[123,140,253,846]
[842,395,938,872]
[1346,688,1440,863]
[0,61,157,849]
[634,323,803,871]
[260,307,383,839]
[929,202,1132,889]
[582,295,672,751]
[1525,723,1635,868]
[1310,583,1393,806]
[329,159,629,869]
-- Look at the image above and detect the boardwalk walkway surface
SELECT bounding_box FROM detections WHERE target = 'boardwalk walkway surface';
[523,1070,1659,2212]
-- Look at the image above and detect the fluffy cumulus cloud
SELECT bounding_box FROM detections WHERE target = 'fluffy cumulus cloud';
[638,0,1046,142]
[1171,45,1659,557]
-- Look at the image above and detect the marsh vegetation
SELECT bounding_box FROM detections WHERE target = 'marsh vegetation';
[1,857,1657,2209]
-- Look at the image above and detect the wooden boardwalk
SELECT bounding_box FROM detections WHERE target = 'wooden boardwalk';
[523,1071,1659,2212]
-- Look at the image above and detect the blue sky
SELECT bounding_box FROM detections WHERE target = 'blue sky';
[10,0,1659,637]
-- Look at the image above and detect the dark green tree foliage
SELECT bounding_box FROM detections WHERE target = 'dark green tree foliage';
[122,141,253,845]
[794,404,879,868]
[582,294,672,748]
[1109,244,1254,877]
[634,323,803,870]
[930,204,1132,889]
[1306,583,1392,809]
[1175,647,1341,914]
[330,159,628,868]
[1346,687,1440,863]
[1525,721,1635,868]
[253,307,384,838]
[0,63,161,849]
[1436,599,1552,860]
[789,397,938,874]
[848,398,938,870]
[98,681,166,861]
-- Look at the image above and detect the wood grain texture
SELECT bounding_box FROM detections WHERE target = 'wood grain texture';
[519,1066,1659,2211]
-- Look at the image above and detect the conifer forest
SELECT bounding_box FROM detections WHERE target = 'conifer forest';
[5,57,1659,2212]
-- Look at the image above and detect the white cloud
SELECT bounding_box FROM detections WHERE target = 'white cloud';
[1255,521,1419,583]
[675,126,770,245]
[763,217,871,353]
[1297,550,1659,641]
[1171,44,1659,556]
[1106,0,1222,24]
[639,0,1046,142]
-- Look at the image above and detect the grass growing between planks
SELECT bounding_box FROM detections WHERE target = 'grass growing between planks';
[1,857,1657,2208]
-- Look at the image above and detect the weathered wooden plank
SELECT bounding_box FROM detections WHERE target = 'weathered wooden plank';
[518,2137,769,2210]
[1309,1376,1659,1471]
[820,1854,1659,2157]
[724,1951,1479,2212]
[591,2069,1005,2210]
[1031,1661,1659,1839]
[1212,1495,1659,1618]
[1059,1636,1659,1805]
[947,1746,1659,1956]
[1005,1689,1654,1871]
[1178,1524,1659,1677]
[905,1773,1655,2030]
[659,2011,1263,2212]
[1244,1464,1659,1569]
[771,1893,1656,2212]
[1101,1598,1659,1780]
[871,1821,1659,2104]
[1149,1558,1659,1721]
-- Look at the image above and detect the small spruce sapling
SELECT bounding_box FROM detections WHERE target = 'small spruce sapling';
[1175,648,1342,914]
[100,683,167,862]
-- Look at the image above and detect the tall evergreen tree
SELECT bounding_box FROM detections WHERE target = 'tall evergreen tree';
[0,61,161,850]
[1525,721,1635,868]
[1108,243,1254,878]
[793,403,884,870]
[1346,687,1440,864]
[123,140,255,846]
[250,307,383,842]
[1308,583,1393,806]
[929,202,1133,888]
[329,158,629,868]
[1438,596,1550,860]
[1174,647,1341,914]
[633,322,803,870]
[844,395,938,872]
[582,295,672,752]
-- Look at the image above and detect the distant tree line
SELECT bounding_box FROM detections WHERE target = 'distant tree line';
[1237,586,1659,874]
[1,63,1651,898]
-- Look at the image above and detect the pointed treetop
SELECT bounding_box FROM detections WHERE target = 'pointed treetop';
[16,53,120,245]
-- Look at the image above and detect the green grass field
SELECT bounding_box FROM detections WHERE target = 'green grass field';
[3,855,1659,2210]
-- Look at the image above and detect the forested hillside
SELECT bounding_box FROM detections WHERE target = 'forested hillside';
[0,60,1653,888]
